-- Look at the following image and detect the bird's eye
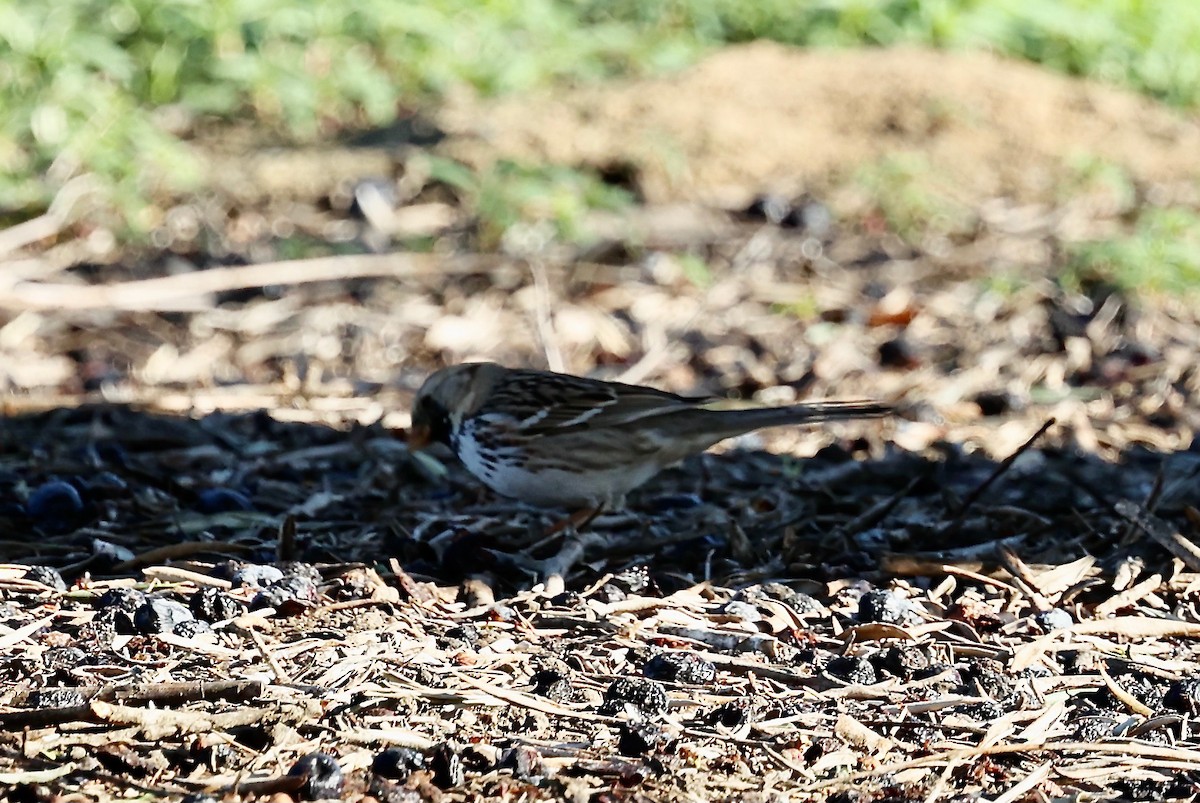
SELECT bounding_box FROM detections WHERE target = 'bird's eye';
[417,397,453,446]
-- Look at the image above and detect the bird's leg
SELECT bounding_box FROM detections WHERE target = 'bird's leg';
[571,504,606,532]
[524,504,605,553]
[551,504,605,536]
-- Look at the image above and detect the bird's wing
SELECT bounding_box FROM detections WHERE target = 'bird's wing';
[480,370,710,434]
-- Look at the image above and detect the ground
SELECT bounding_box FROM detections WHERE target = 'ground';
[2,46,1200,802]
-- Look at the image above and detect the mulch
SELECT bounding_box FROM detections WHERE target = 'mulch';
[2,174,1200,801]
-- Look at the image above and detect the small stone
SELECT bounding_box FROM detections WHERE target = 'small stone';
[43,646,86,671]
[251,574,320,615]
[438,624,480,650]
[26,480,84,527]
[428,743,464,789]
[789,199,834,237]
[857,589,911,625]
[599,678,668,717]
[758,583,822,614]
[618,719,671,756]
[90,538,135,566]
[1072,716,1117,741]
[288,752,343,800]
[720,600,762,623]
[826,656,877,685]
[878,644,930,679]
[643,652,717,685]
[1033,608,1073,632]
[531,669,574,704]
[85,471,129,496]
[231,565,285,588]
[878,337,920,369]
[498,746,545,782]
[23,565,67,592]
[190,587,244,622]
[702,699,755,729]
[611,565,650,594]
[197,488,254,513]
[173,619,212,638]
[133,597,195,635]
[956,700,1005,721]
[742,194,791,225]
[372,747,426,779]
[973,391,1017,417]
[96,588,147,634]
[29,688,88,708]
[1164,678,1200,716]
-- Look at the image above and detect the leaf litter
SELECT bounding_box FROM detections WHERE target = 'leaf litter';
[2,54,1200,803]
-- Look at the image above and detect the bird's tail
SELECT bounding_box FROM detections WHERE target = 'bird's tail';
[777,399,893,423]
[704,399,892,435]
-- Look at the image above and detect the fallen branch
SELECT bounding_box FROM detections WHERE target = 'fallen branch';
[804,739,1200,790]
[1,680,265,730]
[0,252,504,312]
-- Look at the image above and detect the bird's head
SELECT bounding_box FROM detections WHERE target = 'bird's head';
[408,362,502,450]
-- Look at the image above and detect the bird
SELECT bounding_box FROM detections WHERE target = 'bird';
[407,363,891,517]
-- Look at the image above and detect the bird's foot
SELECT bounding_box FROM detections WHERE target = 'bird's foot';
[524,530,607,595]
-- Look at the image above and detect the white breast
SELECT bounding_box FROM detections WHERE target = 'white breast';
[453,418,659,508]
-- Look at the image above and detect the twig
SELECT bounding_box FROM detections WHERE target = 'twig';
[113,541,252,573]
[1098,662,1153,717]
[991,762,1053,803]
[881,533,1029,574]
[276,514,298,563]
[528,259,564,373]
[615,318,672,386]
[0,176,97,258]
[246,628,291,684]
[806,469,931,567]
[804,740,1200,790]
[0,252,503,311]
[1,680,265,730]
[947,417,1055,525]
[505,531,606,591]
[141,565,233,589]
[1115,499,1200,571]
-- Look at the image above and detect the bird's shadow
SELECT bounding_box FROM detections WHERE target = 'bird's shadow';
[3,404,1198,596]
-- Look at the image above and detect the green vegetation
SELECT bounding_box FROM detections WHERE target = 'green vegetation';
[466,160,633,248]
[3,0,1200,234]
[1059,155,1138,211]
[855,153,975,242]
[1065,207,1200,295]
[677,253,714,289]
[772,293,821,322]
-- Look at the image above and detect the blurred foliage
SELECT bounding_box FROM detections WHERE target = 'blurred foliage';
[1059,154,1139,210]
[677,253,715,289]
[1066,207,1200,295]
[469,160,633,248]
[578,0,1200,107]
[3,0,1200,235]
[856,154,974,243]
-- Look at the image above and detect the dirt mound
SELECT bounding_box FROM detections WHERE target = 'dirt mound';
[439,42,1200,207]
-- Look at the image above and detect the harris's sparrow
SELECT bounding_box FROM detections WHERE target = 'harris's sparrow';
[408,362,890,511]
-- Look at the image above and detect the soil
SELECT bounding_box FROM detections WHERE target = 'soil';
[202,44,1200,213]
[438,43,1200,208]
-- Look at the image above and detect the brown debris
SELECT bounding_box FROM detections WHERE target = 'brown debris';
[3,45,1200,803]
